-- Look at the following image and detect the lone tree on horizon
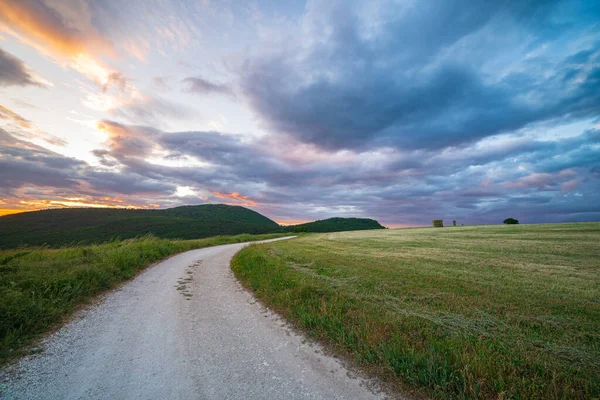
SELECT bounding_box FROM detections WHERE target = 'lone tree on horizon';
[503,218,519,224]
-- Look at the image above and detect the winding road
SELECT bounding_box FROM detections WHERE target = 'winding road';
[0,238,386,399]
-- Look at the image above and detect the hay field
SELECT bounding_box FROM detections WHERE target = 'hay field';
[233,223,600,399]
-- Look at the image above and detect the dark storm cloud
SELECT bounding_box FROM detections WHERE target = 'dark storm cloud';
[182,76,234,97]
[0,48,45,87]
[241,0,600,151]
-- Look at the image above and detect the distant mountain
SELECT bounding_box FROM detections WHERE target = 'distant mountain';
[285,217,385,233]
[0,204,280,249]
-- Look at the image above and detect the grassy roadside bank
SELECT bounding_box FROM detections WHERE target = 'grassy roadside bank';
[0,233,286,364]
[232,224,600,399]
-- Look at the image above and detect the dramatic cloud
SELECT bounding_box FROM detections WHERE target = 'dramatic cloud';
[242,0,600,151]
[0,0,196,125]
[0,48,45,87]
[1,0,599,225]
[87,120,600,225]
[0,0,119,85]
[0,128,177,214]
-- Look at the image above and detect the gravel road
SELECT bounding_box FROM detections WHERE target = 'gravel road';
[0,238,387,400]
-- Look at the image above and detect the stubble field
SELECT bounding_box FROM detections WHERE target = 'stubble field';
[232,223,600,399]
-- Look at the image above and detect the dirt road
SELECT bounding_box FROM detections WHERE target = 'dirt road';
[0,238,385,399]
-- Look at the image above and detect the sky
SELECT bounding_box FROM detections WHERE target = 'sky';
[0,0,599,227]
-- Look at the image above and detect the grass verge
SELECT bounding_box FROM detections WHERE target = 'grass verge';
[0,233,286,365]
[232,223,600,399]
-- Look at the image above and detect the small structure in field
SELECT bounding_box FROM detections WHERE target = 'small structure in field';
[453,220,456,226]
[432,219,443,228]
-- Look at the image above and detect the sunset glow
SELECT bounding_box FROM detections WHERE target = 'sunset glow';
[213,192,258,208]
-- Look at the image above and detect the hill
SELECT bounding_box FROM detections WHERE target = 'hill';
[0,204,280,249]
[285,217,385,233]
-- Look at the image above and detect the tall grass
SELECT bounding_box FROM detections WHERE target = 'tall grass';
[232,223,600,399]
[0,233,285,364]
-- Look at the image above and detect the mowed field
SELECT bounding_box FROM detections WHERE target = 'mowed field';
[232,223,600,399]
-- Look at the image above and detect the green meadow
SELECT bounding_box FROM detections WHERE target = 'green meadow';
[232,223,600,399]
[0,233,286,364]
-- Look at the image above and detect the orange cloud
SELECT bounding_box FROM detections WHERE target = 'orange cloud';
[0,1,191,121]
[0,208,26,217]
[0,196,155,217]
[0,104,66,146]
[0,1,125,92]
[97,120,124,138]
[275,219,310,226]
[0,105,33,129]
[0,0,114,60]
[213,192,257,207]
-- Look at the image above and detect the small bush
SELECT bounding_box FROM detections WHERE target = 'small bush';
[503,218,519,224]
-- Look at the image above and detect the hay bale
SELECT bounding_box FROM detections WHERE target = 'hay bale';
[432,219,443,228]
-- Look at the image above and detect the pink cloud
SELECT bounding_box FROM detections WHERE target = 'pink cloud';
[560,179,580,193]
[480,178,493,188]
[504,170,577,190]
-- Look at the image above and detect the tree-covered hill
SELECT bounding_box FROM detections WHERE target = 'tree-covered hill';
[285,217,385,233]
[0,204,280,249]
[0,205,387,249]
